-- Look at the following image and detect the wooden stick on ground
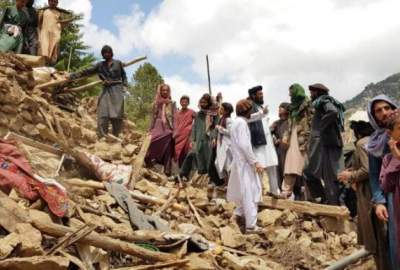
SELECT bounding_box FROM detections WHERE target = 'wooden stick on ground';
[186,195,205,229]
[259,196,350,218]
[113,259,189,270]
[46,223,96,255]
[128,133,151,190]
[154,187,181,216]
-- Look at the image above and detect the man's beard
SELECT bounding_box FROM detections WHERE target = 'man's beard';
[254,98,264,105]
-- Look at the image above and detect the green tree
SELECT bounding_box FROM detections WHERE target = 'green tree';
[54,13,100,97]
[55,14,96,72]
[126,63,164,131]
[0,0,13,9]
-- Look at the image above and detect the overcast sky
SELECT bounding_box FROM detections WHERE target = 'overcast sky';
[37,0,400,117]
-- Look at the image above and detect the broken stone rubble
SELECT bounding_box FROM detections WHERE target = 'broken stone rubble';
[0,53,375,270]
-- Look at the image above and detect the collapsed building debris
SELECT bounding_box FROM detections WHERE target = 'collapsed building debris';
[0,53,375,269]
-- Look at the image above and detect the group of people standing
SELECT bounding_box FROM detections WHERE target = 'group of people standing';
[144,81,400,269]
[0,0,72,64]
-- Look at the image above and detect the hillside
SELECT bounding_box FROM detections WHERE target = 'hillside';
[344,73,400,110]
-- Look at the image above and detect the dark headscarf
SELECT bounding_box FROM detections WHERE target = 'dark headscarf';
[289,83,307,120]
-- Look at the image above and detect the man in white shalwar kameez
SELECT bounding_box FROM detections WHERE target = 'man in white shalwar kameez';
[247,86,280,195]
[227,99,264,233]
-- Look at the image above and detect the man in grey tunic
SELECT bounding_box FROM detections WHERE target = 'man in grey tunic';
[69,45,127,138]
[303,83,345,205]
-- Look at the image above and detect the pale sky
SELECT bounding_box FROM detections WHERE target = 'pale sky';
[36,0,400,117]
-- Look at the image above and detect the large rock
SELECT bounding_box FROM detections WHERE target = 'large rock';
[15,223,43,257]
[220,225,246,248]
[257,209,283,226]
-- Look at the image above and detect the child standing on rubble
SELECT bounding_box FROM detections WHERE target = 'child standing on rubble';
[380,109,400,264]
[227,99,264,234]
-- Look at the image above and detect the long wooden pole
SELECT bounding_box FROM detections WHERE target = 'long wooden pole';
[206,55,212,95]
[36,56,147,92]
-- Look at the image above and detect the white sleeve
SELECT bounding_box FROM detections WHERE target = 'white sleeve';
[236,121,257,165]
[247,110,267,123]
[219,119,232,136]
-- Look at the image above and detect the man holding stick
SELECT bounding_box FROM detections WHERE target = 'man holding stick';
[69,45,128,138]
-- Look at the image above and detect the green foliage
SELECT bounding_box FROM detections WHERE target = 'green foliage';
[0,0,13,9]
[54,13,100,97]
[126,62,164,131]
[55,14,96,73]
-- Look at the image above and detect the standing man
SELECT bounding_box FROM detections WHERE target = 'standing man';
[338,116,390,270]
[281,84,313,199]
[174,95,195,168]
[366,95,399,270]
[22,0,38,55]
[145,84,176,176]
[247,85,280,195]
[303,83,345,205]
[228,99,264,234]
[69,45,127,138]
[270,102,290,190]
[38,0,72,64]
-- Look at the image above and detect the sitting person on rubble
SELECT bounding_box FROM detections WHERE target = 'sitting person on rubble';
[68,45,128,138]
[228,99,264,234]
[0,0,28,53]
[38,0,73,65]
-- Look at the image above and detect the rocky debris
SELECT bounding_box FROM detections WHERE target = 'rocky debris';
[0,53,375,270]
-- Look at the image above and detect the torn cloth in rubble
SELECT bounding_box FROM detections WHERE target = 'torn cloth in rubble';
[84,153,132,185]
[0,139,68,217]
[104,182,169,232]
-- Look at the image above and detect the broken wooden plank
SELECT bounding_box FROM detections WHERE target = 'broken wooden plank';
[0,256,70,270]
[128,133,151,189]
[154,187,181,216]
[259,196,350,218]
[15,54,47,67]
[187,195,206,229]
[32,219,176,262]
[46,223,96,255]
[113,259,189,270]
[4,131,63,156]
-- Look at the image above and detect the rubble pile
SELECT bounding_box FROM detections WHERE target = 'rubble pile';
[0,53,374,270]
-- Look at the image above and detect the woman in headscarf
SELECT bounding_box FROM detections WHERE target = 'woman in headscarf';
[0,0,28,53]
[281,83,313,199]
[145,84,176,176]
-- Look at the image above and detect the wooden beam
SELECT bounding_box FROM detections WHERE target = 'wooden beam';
[259,196,350,218]
[113,259,189,270]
